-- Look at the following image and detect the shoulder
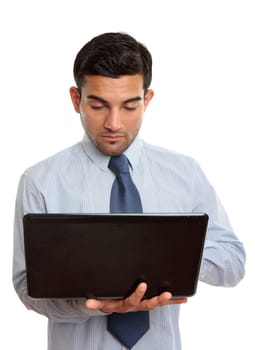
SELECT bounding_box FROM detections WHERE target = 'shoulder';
[23,141,84,182]
[140,140,212,196]
[141,141,198,171]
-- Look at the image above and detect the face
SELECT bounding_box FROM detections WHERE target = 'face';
[70,75,154,156]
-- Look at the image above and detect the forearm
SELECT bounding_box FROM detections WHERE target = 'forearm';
[199,230,246,287]
[192,162,246,287]
[13,270,105,323]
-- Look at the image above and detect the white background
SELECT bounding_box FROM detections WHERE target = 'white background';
[0,0,254,349]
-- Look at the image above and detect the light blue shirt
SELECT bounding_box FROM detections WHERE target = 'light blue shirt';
[13,135,245,350]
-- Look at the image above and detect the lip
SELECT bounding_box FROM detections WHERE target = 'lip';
[102,134,124,141]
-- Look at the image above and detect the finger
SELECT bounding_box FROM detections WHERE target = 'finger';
[126,282,147,307]
[157,291,188,306]
[135,282,147,297]
[139,292,187,310]
[139,295,161,310]
[139,292,171,310]
[85,298,104,310]
[168,297,188,305]
[158,291,172,304]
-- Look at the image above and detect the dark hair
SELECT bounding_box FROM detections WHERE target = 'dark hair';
[73,32,152,92]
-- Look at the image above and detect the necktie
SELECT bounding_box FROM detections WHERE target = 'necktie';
[107,154,150,349]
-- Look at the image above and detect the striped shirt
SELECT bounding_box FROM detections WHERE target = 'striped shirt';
[13,135,245,350]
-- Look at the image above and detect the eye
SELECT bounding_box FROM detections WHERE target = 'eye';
[124,106,137,111]
[123,102,140,111]
[88,101,107,110]
[90,105,105,110]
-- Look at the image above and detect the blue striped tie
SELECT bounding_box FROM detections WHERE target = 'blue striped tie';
[107,154,149,349]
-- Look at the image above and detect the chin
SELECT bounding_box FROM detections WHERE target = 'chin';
[97,143,129,157]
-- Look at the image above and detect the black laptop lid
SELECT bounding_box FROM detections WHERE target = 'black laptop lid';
[23,213,208,299]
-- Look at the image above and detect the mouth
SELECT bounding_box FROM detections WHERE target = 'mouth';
[101,134,125,142]
[94,133,130,155]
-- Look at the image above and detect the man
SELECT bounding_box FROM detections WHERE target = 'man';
[13,32,245,349]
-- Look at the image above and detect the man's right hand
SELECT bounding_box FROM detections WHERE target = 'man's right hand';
[85,282,187,313]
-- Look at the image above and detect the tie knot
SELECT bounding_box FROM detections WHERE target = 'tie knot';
[108,154,130,175]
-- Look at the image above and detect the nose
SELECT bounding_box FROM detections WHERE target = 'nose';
[104,108,121,131]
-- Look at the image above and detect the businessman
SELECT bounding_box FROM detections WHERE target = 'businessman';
[13,32,246,349]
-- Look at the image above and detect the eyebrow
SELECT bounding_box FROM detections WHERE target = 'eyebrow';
[86,95,142,104]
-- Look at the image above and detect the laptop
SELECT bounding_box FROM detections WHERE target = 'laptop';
[23,213,208,299]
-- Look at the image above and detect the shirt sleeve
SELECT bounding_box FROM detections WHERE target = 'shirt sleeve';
[12,174,105,323]
[192,161,246,287]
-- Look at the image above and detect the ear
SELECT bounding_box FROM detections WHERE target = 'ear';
[144,89,154,110]
[69,86,81,113]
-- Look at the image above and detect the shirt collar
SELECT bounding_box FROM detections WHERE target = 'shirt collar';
[81,133,143,171]
[124,136,143,170]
